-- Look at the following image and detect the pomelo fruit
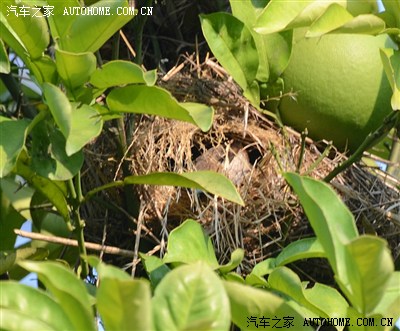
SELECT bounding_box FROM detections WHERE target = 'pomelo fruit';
[278,32,396,152]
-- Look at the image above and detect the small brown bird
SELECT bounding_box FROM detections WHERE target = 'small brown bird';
[194,143,251,186]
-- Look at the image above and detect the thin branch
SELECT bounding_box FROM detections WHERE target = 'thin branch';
[14,229,135,258]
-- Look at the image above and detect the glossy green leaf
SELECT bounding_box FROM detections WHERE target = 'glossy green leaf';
[303,282,349,324]
[29,190,73,256]
[179,102,214,132]
[0,185,25,250]
[152,262,230,331]
[31,55,58,85]
[55,48,96,90]
[97,278,153,331]
[45,0,80,41]
[344,235,394,314]
[66,104,103,156]
[1,176,34,220]
[305,3,354,37]
[330,14,386,35]
[43,83,72,138]
[275,237,325,266]
[0,39,10,73]
[0,281,75,330]
[19,260,96,331]
[122,171,244,205]
[224,281,314,331]
[254,0,314,34]
[372,272,400,325]
[261,30,293,82]
[90,60,157,88]
[163,219,219,268]
[230,0,268,25]
[16,159,70,225]
[59,0,135,52]
[284,172,358,286]
[250,257,276,277]
[0,1,49,59]
[269,266,347,319]
[107,85,214,132]
[140,254,170,288]
[382,0,400,28]
[380,48,400,110]
[246,257,275,287]
[200,13,259,91]
[87,255,131,280]
[31,125,83,180]
[229,0,270,82]
[0,11,28,64]
[0,117,29,178]
[218,248,244,274]
[0,247,48,274]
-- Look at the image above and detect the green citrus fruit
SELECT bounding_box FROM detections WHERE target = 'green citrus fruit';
[279,32,395,152]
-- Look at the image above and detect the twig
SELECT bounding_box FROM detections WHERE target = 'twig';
[131,201,145,277]
[14,229,135,258]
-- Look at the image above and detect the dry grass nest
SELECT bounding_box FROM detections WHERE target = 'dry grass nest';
[83,55,400,279]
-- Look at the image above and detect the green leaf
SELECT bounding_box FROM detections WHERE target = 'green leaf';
[380,48,400,110]
[229,0,270,82]
[0,1,49,59]
[0,247,48,274]
[16,158,71,225]
[284,172,358,285]
[0,184,26,250]
[163,219,219,268]
[0,39,10,74]
[152,262,230,331]
[90,60,157,88]
[55,48,96,90]
[261,30,293,82]
[269,266,348,320]
[200,13,259,91]
[344,235,394,314]
[43,83,72,138]
[140,254,170,288]
[179,102,214,132]
[250,257,276,277]
[59,0,135,52]
[245,258,274,287]
[0,281,75,330]
[45,0,80,41]
[305,3,354,38]
[0,11,28,64]
[31,125,84,180]
[0,117,29,178]
[218,248,244,274]
[123,171,244,206]
[31,55,58,85]
[19,260,96,331]
[107,85,214,132]
[330,14,386,35]
[87,255,131,280]
[224,280,314,331]
[382,0,400,28]
[303,282,349,325]
[275,237,325,266]
[66,104,103,156]
[97,278,153,331]
[254,0,314,34]
[1,176,34,220]
[372,272,400,325]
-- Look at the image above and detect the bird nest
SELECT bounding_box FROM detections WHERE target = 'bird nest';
[83,55,400,278]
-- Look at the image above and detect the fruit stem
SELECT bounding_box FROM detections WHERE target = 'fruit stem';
[324,110,399,182]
